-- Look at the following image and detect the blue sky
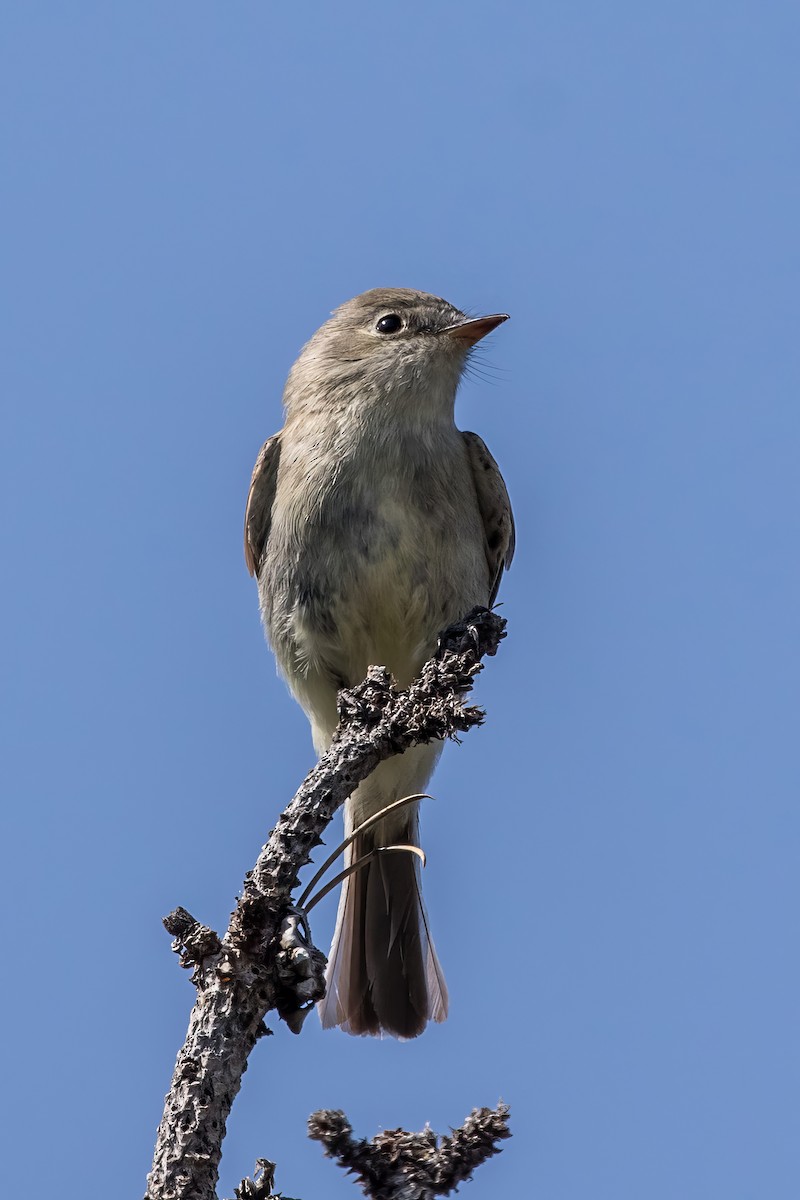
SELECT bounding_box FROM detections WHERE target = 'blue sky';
[2,3,799,1197]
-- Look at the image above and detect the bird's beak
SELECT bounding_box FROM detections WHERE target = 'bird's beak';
[442,313,509,346]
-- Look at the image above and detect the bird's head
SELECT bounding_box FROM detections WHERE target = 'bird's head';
[284,288,508,425]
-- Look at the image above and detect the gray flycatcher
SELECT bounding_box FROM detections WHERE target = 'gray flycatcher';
[244,288,514,1038]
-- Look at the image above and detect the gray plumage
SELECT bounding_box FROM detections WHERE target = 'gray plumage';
[245,288,514,1038]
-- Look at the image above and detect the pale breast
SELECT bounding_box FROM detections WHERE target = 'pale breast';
[262,425,488,704]
[328,488,486,685]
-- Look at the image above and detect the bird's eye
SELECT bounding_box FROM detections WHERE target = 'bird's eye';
[376,314,403,335]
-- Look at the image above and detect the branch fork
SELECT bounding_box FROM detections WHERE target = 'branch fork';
[308,1104,512,1200]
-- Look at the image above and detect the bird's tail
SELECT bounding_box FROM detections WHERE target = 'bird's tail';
[318,812,448,1038]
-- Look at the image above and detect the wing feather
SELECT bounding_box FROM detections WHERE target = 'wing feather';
[462,430,515,606]
[243,433,281,577]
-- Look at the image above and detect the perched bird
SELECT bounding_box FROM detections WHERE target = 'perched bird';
[245,288,514,1038]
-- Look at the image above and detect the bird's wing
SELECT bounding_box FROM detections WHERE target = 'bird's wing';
[462,430,515,606]
[243,433,282,577]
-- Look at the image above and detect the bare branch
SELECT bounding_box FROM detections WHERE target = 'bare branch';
[145,608,506,1200]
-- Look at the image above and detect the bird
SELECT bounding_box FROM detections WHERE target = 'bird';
[244,288,514,1037]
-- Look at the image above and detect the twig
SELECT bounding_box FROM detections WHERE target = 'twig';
[307,1103,512,1199]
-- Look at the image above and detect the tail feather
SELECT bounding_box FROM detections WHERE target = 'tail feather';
[419,884,449,1024]
[319,821,448,1038]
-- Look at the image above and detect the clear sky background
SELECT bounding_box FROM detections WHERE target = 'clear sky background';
[2,3,798,1198]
